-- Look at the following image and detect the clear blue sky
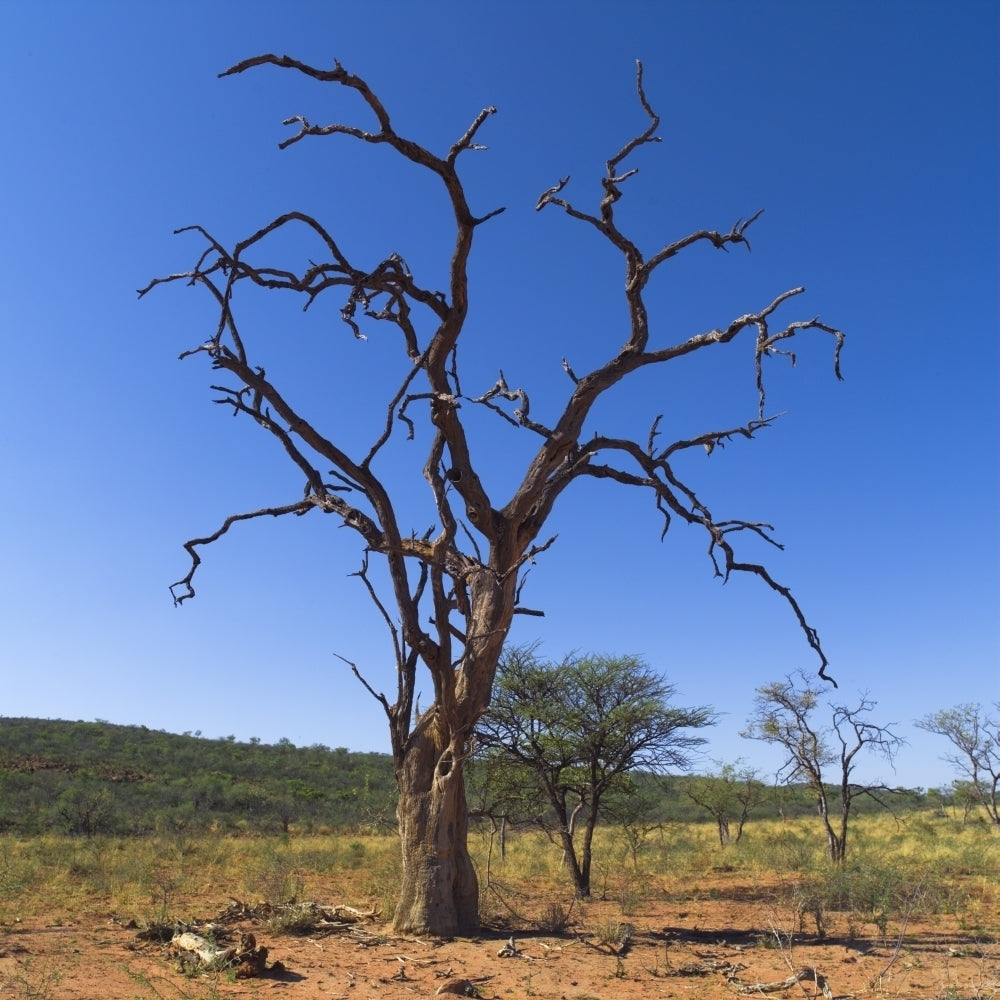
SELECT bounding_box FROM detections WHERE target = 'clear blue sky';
[1,1,996,792]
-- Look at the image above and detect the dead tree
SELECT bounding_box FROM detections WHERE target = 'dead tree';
[742,673,904,864]
[140,54,844,936]
[916,704,1000,827]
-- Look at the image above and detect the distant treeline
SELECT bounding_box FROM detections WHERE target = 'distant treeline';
[0,717,930,837]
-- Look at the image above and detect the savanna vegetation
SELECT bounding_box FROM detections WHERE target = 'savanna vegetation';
[2,715,998,998]
[0,716,935,842]
[0,807,997,999]
[1,811,996,935]
[0,718,397,838]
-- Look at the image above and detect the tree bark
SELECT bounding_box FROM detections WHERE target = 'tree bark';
[391,570,516,935]
[558,826,588,897]
[579,808,599,898]
[819,794,845,865]
[717,817,732,846]
[393,717,479,935]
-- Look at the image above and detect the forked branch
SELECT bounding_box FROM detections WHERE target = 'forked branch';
[151,55,846,735]
[169,502,315,606]
[522,63,846,682]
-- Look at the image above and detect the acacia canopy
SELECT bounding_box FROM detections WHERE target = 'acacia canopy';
[477,648,713,896]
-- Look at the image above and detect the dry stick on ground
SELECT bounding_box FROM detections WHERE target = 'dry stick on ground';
[755,915,835,1000]
[766,913,796,964]
[868,882,923,991]
[730,967,834,998]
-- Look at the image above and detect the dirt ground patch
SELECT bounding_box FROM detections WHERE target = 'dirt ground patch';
[1,873,997,999]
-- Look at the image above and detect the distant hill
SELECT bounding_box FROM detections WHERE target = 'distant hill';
[0,717,397,836]
[0,717,929,837]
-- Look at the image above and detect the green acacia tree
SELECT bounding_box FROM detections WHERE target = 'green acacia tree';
[477,647,714,897]
[685,761,764,846]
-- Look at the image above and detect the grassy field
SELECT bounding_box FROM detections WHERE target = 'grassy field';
[2,811,996,938]
[1,810,998,999]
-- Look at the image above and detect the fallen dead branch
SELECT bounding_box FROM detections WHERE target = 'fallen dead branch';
[673,958,747,977]
[217,897,378,925]
[214,897,382,941]
[170,929,272,978]
[728,966,834,998]
[125,898,380,980]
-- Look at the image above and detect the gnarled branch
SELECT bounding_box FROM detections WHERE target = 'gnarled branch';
[147,54,846,936]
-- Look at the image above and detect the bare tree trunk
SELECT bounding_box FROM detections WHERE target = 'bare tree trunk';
[394,721,479,935]
[837,798,851,865]
[391,571,516,935]
[816,789,845,865]
[557,826,588,897]
[734,801,752,843]
[821,808,845,865]
[717,817,732,846]
[579,810,598,897]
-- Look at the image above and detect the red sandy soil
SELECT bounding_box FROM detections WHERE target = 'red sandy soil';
[1,873,996,999]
